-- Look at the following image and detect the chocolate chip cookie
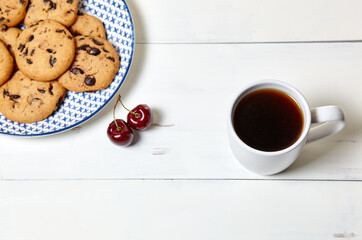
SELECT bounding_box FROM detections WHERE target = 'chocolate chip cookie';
[0,40,14,87]
[70,13,107,39]
[15,19,75,82]
[24,0,79,27]
[58,36,120,92]
[0,0,29,29]
[0,71,67,123]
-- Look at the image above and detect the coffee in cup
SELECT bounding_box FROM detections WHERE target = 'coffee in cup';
[233,88,304,152]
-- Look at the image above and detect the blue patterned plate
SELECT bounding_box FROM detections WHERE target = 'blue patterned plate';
[0,0,134,136]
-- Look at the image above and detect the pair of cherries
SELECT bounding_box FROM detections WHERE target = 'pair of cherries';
[107,95,152,146]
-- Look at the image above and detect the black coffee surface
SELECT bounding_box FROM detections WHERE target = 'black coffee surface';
[233,88,304,152]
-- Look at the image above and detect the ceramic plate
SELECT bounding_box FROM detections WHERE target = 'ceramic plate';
[0,0,134,136]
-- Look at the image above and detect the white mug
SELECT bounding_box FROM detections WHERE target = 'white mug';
[228,80,345,175]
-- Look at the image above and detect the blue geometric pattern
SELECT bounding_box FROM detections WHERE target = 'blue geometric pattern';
[0,0,134,136]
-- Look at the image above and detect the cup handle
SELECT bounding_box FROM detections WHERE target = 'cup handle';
[306,106,345,144]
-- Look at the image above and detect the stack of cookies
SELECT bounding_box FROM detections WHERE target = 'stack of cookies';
[0,0,120,123]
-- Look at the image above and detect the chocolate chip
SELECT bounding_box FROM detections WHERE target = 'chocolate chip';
[30,22,39,27]
[37,88,46,93]
[77,11,84,16]
[77,44,90,51]
[66,0,73,3]
[56,29,66,34]
[30,49,35,56]
[84,76,96,86]
[10,95,19,108]
[0,17,5,23]
[46,49,53,53]
[23,48,28,56]
[87,48,101,56]
[2,25,8,31]
[49,56,57,67]
[92,38,104,46]
[79,37,85,41]
[49,84,53,95]
[106,56,115,62]
[49,2,56,10]
[19,0,25,4]
[2,89,9,98]
[26,59,33,64]
[103,48,109,53]
[67,35,73,40]
[73,32,82,37]
[43,0,56,10]
[9,94,20,100]
[70,67,84,75]
[56,97,63,108]
[18,44,25,52]
[28,35,34,42]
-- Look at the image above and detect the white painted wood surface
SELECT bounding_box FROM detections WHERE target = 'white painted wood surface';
[128,0,362,43]
[1,180,361,240]
[1,0,362,239]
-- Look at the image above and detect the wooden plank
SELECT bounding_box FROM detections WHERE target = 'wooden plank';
[0,42,361,180]
[0,180,361,240]
[128,0,362,43]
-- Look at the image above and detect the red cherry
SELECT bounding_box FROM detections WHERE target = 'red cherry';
[127,104,152,131]
[107,119,134,146]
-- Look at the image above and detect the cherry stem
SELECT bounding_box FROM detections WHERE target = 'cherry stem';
[113,97,122,131]
[117,95,140,118]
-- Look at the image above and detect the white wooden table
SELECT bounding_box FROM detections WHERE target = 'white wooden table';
[1,0,362,239]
